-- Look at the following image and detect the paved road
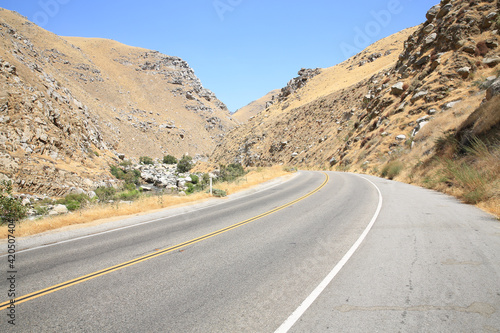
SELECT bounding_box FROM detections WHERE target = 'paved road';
[0,171,498,332]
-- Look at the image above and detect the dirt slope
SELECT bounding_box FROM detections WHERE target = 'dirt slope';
[232,89,280,123]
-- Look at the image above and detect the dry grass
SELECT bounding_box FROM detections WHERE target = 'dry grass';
[233,89,281,123]
[215,166,292,195]
[0,166,292,239]
[406,94,500,219]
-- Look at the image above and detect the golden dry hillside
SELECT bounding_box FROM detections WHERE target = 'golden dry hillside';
[212,0,500,215]
[211,26,419,167]
[0,8,236,195]
[232,89,280,123]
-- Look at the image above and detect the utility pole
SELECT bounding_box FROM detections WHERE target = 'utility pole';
[210,175,213,196]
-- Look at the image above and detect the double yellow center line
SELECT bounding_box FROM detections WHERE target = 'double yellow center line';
[0,172,329,310]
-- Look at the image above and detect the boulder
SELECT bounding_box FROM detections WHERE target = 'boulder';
[426,4,441,21]
[49,204,68,215]
[415,55,430,67]
[457,67,471,79]
[442,100,462,110]
[140,185,154,192]
[430,57,441,71]
[486,78,500,100]
[480,76,498,90]
[423,24,435,34]
[411,91,428,103]
[483,57,500,68]
[141,171,156,184]
[391,82,405,96]
[396,102,406,114]
[177,179,186,188]
[364,93,374,103]
[462,45,476,55]
[436,3,452,19]
[417,116,430,124]
[69,187,85,195]
[425,33,437,46]
[396,135,407,141]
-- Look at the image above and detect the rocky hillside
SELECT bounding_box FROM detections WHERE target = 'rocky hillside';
[0,8,236,196]
[232,89,280,123]
[212,0,499,171]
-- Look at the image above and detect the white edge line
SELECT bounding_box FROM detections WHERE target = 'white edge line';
[274,175,383,333]
[0,172,299,257]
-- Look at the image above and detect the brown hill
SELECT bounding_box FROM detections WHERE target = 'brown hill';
[0,8,236,196]
[211,25,419,166]
[211,0,499,213]
[232,89,280,123]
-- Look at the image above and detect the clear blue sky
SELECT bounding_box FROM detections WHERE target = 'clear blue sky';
[1,0,437,112]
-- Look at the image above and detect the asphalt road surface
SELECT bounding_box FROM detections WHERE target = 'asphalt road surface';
[1,171,498,332]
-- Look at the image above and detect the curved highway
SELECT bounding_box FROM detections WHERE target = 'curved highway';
[0,171,498,332]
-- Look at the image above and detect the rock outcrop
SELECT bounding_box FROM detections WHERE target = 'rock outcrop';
[278,68,322,102]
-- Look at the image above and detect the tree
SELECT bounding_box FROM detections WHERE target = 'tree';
[163,155,178,164]
[177,155,193,173]
[139,156,154,165]
[0,181,27,224]
[219,163,246,182]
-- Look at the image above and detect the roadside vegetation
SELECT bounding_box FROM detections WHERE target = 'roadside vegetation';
[0,180,27,225]
[0,166,292,238]
[414,96,499,217]
[374,96,499,218]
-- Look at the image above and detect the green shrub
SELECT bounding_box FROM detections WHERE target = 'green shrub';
[381,161,404,180]
[163,155,178,164]
[219,163,246,182]
[119,160,132,167]
[0,181,27,224]
[194,173,211,191]
[186,183,195,195]
[57,193,91,212]
[34,205,50,216]
[139,156,154,165]
[110,165,141,185]
[122,183,137,192]
[211,189,227,197]
[66,200,81,211]
[95,186,117,202]
[177,155,193,173]
[110,165,125,179]
[119,189,141,201]
[190,174,199,185]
